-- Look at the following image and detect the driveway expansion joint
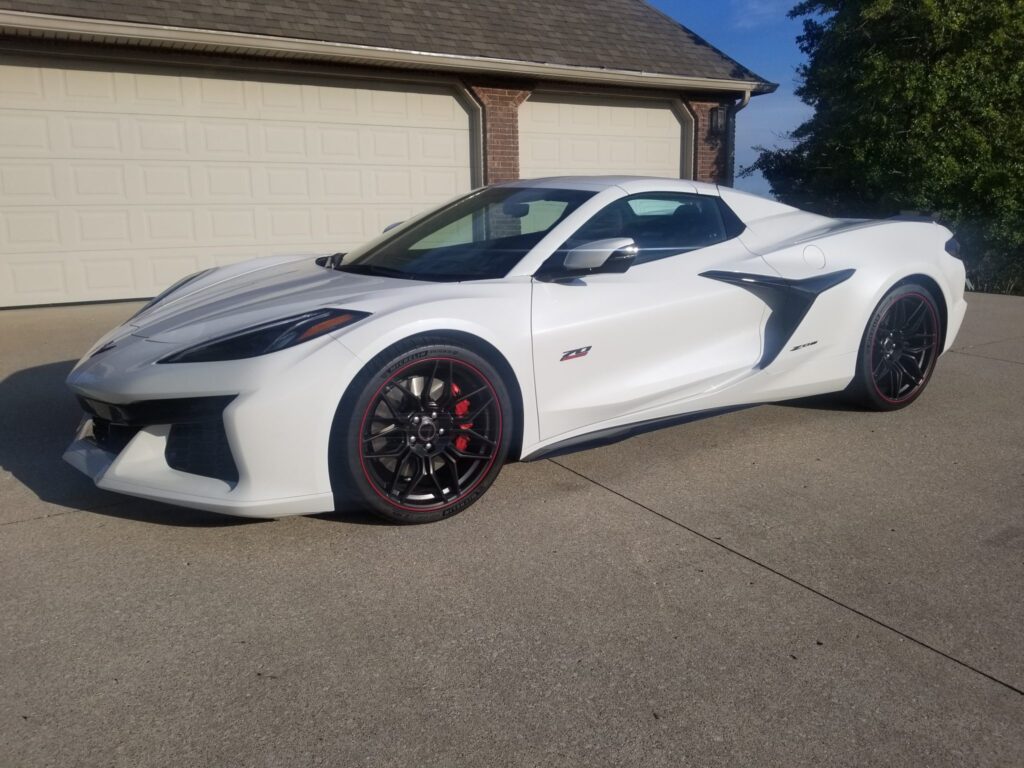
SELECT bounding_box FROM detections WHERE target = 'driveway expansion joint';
[955,333,1024,350]
[0,509,74,528]
[949,349,1024,367]
[548,458,1024,699]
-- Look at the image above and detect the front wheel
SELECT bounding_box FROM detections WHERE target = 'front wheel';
[850,284,942,411]
[330,339,513,523]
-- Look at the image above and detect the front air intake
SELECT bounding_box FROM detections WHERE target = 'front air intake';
[77,395,239,484]
[165,421,239,485]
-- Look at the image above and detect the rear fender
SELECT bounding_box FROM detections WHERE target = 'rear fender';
[754,221,964,358]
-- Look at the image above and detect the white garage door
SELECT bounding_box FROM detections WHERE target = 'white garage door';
[0,63,473,306]
[519,93,688,180]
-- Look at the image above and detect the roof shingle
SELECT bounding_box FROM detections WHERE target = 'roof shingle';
[0,0,773,88]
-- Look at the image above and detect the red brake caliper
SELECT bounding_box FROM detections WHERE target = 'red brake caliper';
[451,383,472,452]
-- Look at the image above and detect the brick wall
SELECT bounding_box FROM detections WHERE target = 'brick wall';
[468,84,734,187]
[686,99,733,185]
[468,83,533,184]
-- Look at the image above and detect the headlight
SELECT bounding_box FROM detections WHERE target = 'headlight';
[130,269,214,321]
[158,308,369,364]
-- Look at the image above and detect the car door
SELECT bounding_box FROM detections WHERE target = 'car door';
[531,191,769,441]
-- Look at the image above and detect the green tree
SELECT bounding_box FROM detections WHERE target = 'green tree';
[745,0,1024,293]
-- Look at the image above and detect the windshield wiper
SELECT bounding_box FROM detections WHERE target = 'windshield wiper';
[334,263,411,279]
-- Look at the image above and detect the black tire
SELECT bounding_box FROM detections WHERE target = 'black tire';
[850,283,942,411]
[329,337,513,523]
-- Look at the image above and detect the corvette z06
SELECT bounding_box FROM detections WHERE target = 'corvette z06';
[64,177,967,522]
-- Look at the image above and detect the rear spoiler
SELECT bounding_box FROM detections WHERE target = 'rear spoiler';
[887,211,963,267]
[888,212,939,223]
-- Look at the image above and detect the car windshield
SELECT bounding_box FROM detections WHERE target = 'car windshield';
[336,187,595,282]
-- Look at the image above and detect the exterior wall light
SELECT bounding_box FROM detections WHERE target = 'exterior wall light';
[710,106,728,133]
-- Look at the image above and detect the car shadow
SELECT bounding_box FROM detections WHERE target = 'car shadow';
[309,508,393,526]
[0,360,260,527]
[775,393,865,412]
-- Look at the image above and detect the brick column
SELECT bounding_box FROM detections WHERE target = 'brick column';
[468,83,532,184]
[686,99,732,184]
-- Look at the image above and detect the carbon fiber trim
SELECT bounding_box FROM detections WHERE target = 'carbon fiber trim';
[523,405,754,461]
[77,395,236,426]
[700,268,855,368]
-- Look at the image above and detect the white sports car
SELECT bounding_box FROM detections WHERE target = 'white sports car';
[64,177,967,522]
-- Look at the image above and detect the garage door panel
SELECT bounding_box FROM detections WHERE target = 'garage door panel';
[1,66,467,124]
[0,163,470,209]
[0,63,472,306]
[1,111,468,166]
[1,112,468,168]
[519,93,687,180]
[0,113,50,152]
[1,209,60,249]
[0,64,45,101]
[1,163,55,198]
[4,257,67,302]
[644,139,677,165]
[77,210,131,246]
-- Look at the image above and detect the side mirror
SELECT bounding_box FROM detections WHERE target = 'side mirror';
[502,201,530,218]
[383,221,404,233]
[563,238,639,274]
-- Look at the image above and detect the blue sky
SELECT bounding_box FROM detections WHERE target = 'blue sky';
[648,0,813,195]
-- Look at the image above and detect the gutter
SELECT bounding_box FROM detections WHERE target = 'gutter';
[0,9,775,94]
[726,90,753,185]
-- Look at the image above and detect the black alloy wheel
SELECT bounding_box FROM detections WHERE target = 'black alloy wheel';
[853,284,941,410]
[331,339,512,523]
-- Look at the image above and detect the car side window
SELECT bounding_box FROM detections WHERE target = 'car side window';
[556,192,740,268]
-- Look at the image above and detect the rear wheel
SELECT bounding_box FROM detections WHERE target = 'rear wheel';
[330,339,512,523]
[851,284,941,411]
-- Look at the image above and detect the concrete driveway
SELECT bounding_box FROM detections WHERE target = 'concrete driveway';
[1,294,1022,767]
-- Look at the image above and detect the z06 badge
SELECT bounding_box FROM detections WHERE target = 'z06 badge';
[560,346,592,362]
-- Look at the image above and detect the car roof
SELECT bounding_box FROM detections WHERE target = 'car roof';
[504,176,722,196]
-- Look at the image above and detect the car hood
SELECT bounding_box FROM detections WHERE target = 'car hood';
[127,255,431,345]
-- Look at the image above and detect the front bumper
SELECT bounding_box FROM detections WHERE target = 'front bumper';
[63,331,364,518]
[64,421,335,517]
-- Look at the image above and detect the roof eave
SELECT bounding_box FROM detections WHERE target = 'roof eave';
[0,9,771,94]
